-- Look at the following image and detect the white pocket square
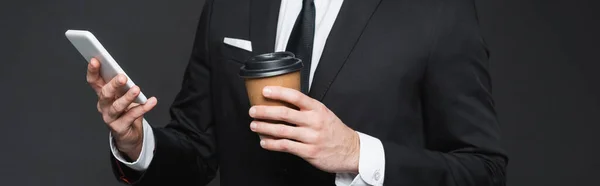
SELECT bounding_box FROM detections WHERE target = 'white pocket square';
[224,37,253,52]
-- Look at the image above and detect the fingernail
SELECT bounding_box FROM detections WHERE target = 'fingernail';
[263,87,272,97]
[249,107,256,116]
[260,140,266,147]
[250,122,257,130]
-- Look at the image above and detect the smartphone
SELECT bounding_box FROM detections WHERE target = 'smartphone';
[65,30,147,104]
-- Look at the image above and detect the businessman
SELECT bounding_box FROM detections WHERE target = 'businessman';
[86,0,507,185]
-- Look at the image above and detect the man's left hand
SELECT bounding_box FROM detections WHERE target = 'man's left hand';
[249,86,360,174]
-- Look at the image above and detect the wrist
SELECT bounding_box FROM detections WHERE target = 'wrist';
[346,130,360,174]
[115,137,143,161]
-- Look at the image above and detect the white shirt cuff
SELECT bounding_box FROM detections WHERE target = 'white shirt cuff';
[109,118,156,171]
[334,132,386,186]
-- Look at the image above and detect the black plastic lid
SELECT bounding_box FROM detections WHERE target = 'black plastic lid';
[239,52,303,78]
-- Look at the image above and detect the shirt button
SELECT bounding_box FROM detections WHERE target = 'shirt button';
[373,170,381,181]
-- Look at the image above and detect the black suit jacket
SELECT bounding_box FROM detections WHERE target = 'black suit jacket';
[111,0,508,185]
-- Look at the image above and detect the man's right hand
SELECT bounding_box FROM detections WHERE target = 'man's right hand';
[87,58,158,161]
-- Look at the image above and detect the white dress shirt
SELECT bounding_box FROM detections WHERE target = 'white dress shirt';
[110,0,386,185]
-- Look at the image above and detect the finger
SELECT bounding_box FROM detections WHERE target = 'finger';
[114,85,129,100]
[110,115,145,137]
[262,86,321,110]
[99,74,127,103]
[87,58,105,93]
[116,97,157,126]
[126,102,141,110]
[249,105,309,126]
[132,117,144,131]
[250,121,316,143]
[260,138,312,158]
[107,86,140,119]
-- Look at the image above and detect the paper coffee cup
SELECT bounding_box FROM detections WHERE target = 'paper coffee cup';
[239,52,303,108]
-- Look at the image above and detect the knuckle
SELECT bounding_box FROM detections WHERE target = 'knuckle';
[310,132,321,142]
[316,103,327,112]
[306,146,319,158]
[290,93,301,103]
[279,108,290,120]
[313,117,324,130]
[261,107,269,116]
[320,114,329,123]
[315,122,324,131]
[126,108,139,117]
[277,125,288,136]
[279,140,289,151]
[263,107,272,118]
[130,107,145,117]
[112,77,121,86]
[111,82,119,89]
[127,88,138,100]
[258,107,269,118]
[111,101,122,113]
[100,87,110,100]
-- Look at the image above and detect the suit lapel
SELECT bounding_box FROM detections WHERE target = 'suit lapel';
[250,0,281,55]
[308,0,382,100]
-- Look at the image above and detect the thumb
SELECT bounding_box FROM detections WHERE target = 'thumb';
[119,97,157,127]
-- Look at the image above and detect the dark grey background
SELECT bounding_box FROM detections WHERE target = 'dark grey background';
[0,0,598,185]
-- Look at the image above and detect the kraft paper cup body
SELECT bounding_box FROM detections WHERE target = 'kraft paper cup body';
[239,51,303,108]
[245,71,301,108]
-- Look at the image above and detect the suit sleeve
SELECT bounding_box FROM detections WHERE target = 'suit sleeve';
[381,0,508,185]
[110,0,219,185]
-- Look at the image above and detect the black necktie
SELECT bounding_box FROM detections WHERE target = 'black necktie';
[286,0,316,94]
